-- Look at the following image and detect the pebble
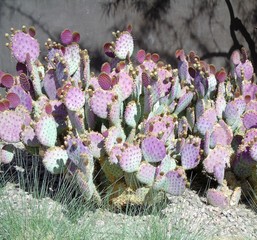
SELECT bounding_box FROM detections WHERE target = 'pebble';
[0,183,256,239]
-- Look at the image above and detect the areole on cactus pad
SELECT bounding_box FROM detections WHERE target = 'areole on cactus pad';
[0,24,257,208]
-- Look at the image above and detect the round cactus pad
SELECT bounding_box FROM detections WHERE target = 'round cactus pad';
[119,144,142,173]
[115,31,134,59]
[206,188,229,208]
[11,31,40,63]
[154,168,186,195]
[181,141,201,170]
[35,115,57,147]
[98,72,113,90]
[203,145,231,184]
[142,136,166,163]
[90,89,114,119]
[0,144,15,164]
[196,108,217,135]
[64,87,85,111]
[136,162,156,185]
[242,110,257,129]
[124,101,138,128]
[0,110,24,142]
[43,147,68,174]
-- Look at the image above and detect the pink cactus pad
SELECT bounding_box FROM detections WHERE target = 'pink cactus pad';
[90,89,114,119]
[43,69,58,100]
[210,120,233,148]
[142,72,151,87]
[119,144,142,173]
[206,188,229,208]
[154,168,186,195]
[108,100,121,126]
[136,162,156,185]
[196,108,217,135]
[1,74,14,88]
[142,136,166,163]
[66,137,92,167]
[181,139,201,170]
[98,72,113,90]
[109,144,123,164]
[19,73,31,91]
[9,85,33,112]
[101,62,111,74]
[11,31,40,63]
[72,32,80,43]
[6,92,20,109]
[115,71,134,101]
[242,110,257,129]
[231,50,241,65]
[136,49,146,63]
[0,110,24,142]
[64,87,85,111]
[144,115,175,143]
[114,31,134,59]
[60,29,73,45]
[21,125,40,147]
[235,60,253,81]
[203,145,231,184]
[249,142,257,161]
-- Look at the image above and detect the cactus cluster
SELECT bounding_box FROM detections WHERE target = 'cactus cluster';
[0,25,257,208]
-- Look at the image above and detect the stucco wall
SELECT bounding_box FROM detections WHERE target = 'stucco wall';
[0,0,256,73]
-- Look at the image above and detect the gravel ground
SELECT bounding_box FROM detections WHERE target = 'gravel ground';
[0,183,256,240]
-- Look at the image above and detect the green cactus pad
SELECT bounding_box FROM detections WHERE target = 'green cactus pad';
[21,125,40,147]
[224,102,240,126]
[99,156,123,183]
[42,147,68,174]
[136,162,156,185]
[88,131,104,158]
[0,144,15,164]
[124,101,138,128]
[104,127,126,154]
[156,155,176,178]
[35,115,57,147]
[108,100,121,127]
[174,91,194,115]
[64,43,80,75]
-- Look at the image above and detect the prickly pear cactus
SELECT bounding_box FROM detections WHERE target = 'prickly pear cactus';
[1,25,257,208]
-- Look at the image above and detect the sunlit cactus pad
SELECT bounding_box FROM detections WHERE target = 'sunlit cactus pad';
[1,24,257,208]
